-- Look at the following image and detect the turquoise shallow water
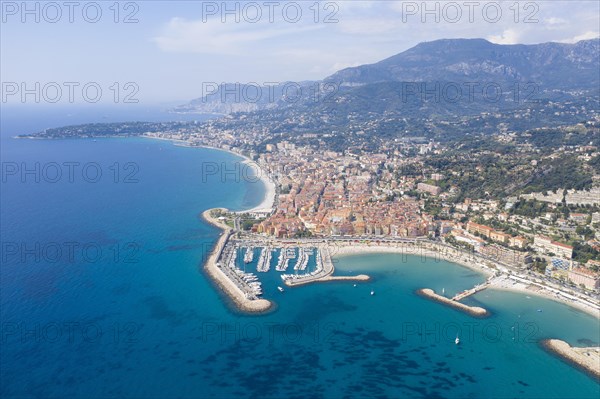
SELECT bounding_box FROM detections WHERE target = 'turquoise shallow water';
[1,110,599,398]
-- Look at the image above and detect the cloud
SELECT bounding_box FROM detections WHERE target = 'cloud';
[153,17,322,54]
[558,31,600,43]
[544,17,568,26]
[487,29,522,45]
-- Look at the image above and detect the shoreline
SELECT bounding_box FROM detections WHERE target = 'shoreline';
[142,135,276,214]
[485,275,600,319]
[238,159,276,214]
[329,242,600,319]
[331,243,495,278]
[541,339,600,381]
[201,209,272,314]
[131,137,600,320]
[148,135,275,314]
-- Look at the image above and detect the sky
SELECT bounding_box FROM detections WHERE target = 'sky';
[1,0,599,105]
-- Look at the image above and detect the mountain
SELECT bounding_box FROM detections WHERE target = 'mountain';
[173,81,319,114]
[176,38,600,115]
[326,38,600,90]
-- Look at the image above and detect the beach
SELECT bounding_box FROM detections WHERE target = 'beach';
[143,135,276,214]
[329,241,600,319]
[487,275,600,319]
[238,159,276,214]
[330,242,495,277]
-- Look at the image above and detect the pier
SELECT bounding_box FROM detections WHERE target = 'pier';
[416,273,496,317]
[417,288,489,317]
[451,276,498,301]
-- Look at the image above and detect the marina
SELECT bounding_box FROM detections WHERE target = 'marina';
[202,211,371,307]
[243,247,254,264]
[275,247,296,271]
[256,247,273,273]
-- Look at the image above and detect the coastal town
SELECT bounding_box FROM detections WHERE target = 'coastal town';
[128,116,600,302]
[19,88,600,381]
[6,5,600,397]
[25,116,600,307]
[191,125,600,379]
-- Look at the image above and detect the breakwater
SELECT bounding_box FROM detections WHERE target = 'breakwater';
[417,288,489,317]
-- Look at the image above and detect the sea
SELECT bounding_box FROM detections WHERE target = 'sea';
[1,105,599,398]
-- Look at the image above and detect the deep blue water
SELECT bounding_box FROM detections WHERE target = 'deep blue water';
[1,107,599,398]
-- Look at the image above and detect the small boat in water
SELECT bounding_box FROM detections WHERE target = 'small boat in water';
[277,286,284,292]
[370,290,375,296]
[455,335,460,345]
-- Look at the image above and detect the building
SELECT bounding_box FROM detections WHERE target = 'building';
[569,213,588,224]
[417,182,441,196]
[478,244,529,268]
[431,173,444,181]
[509,236,528,249]
[587,259,600,269]
[568,267,600,290]
[565,187,600,206]
[533,236,573,259]
[466,221,493,238]
[438,220,455,235]
[490,231,511,244]
[450,230,484,248]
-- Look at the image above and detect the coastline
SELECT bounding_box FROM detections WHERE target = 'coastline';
[141,137,276,314]
[329,242,600,319]
[238,159,276,214]
[201,209,272,313]
[331,243,495,277]
[541,339,600,381]
[142,135,276,214]
[486,276,600,319]
[138,137,600,321]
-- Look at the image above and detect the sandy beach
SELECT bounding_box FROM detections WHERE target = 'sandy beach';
[201,209,272,313]
[329,241,600,319]
[330,242,495,277]
[541,339,600,381]
[487,275,600,319]
[143,135,276,214]
[238,159,276,214]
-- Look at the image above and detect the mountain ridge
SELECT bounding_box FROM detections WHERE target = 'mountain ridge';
[176,37,600,115]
